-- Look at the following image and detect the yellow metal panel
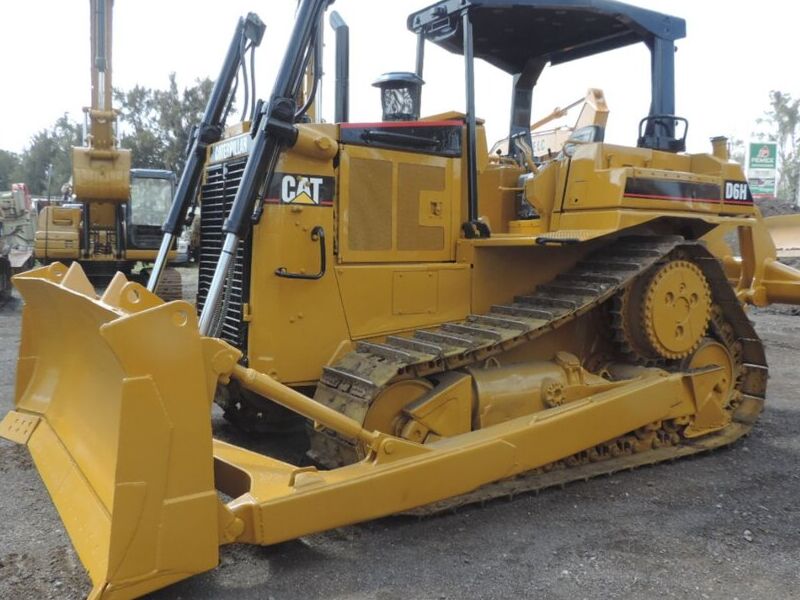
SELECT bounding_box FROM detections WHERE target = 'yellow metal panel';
[347,156,393,251]
[460,242,591,315]
[559,143,756,218]
[227,372,691,546]
[392,270,438,315]
[124,250,164,261]
[336,263,470,339]
[765,214,800,257]
[0,410,40,444]
[339,145,460,263]
[27,419,112,586]
[247,205,351,384]
[508,220,544,235]
[397,163,446,251]
[404,372,473,438]
[34,206,81,259]
[475,162,522,234]
[89,202,119,228]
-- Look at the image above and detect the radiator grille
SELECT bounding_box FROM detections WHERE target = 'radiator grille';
[196,157,252,351]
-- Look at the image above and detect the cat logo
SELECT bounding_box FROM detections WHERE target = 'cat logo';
[265,172,334,206]
[281,175,324,205]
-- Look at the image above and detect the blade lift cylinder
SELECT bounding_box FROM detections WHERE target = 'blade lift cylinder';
[147,13,266,292]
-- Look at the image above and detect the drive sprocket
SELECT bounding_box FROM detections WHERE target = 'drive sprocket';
[616,258,711,361]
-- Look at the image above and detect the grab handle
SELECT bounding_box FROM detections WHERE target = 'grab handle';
[275,225,326,280]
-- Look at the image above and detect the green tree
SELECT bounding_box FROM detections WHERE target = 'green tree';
[114,84,165,169]
[114,74,214,173]
[155,74,214,173]
[728,137,746,167]
[0,150,21,191]
[15,114,82,195]
[760,90,800,200]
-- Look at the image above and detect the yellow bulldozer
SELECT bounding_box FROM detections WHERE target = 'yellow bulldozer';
[4,1,800,598]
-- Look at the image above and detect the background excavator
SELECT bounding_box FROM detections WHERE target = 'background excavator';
[490,87,609,160]
[3,1,800,598]
[34,0,181,297]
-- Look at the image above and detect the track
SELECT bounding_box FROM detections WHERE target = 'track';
[308,235,768,513]
[154,266,183,301]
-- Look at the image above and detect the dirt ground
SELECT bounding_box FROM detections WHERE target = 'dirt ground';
[0,271,798,600]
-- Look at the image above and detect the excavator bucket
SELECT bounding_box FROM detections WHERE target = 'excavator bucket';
[0,262,226,599]
[764,213,800,257]
[71,147,132,202]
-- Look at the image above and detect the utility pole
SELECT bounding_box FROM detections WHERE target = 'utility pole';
[45,163,53,202]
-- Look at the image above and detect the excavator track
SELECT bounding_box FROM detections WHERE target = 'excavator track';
[155,266,184,301]
[308,235,767,512]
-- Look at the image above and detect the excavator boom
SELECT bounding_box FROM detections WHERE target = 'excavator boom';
[72,0,130,202]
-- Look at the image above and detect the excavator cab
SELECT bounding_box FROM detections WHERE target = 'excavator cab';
[4,1,800,599]
[126,169,176,251]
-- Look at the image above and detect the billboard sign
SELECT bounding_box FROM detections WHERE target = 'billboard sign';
[748,142,777,199]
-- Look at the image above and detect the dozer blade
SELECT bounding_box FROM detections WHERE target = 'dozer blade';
[0,262,229,599]
[765,213,800,257]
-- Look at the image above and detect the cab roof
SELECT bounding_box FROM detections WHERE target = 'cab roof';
[408,0,686,73]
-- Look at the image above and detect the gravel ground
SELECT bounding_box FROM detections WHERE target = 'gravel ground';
[0,274,798,600]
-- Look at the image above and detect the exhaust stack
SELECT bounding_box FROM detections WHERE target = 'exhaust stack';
[330,11,349,123]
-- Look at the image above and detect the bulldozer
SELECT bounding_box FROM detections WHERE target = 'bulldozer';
[4,0,800,598]
[33,0,182,297]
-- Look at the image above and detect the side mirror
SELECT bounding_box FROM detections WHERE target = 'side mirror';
[637,115,688,153]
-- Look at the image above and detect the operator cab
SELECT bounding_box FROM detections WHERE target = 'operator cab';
[403,0,688,234]
[409,0,687,162]
[127,169,177,250]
